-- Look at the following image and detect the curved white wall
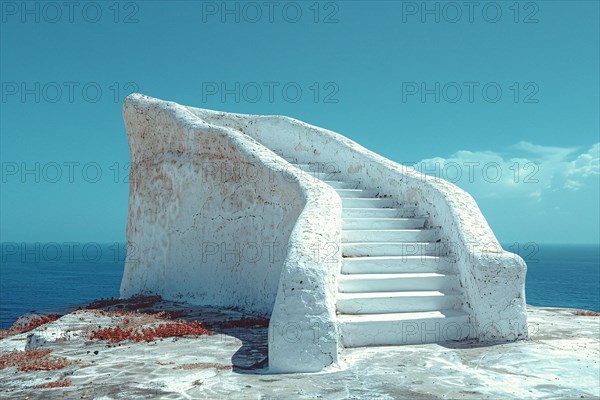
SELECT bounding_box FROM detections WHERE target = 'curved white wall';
[122,94,527,374]
[122,94,341,372]
[186,106,529,342]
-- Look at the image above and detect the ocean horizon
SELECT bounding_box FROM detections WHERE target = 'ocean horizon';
[1,242,598,329]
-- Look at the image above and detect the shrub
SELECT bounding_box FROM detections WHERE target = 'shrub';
[90,320,214,343]
[0,315,62,339]
[0,349,72,371]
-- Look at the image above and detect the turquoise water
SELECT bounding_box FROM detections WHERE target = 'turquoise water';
[0,243,598,329]
[0,243,125,329]
[519,244,599,312]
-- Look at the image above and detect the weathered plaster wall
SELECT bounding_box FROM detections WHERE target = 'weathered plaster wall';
[186,106,529,342]
[121,94,341,372]
[122,94,527,374]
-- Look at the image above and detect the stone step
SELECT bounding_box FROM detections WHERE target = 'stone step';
[342,197,395,208]
[342,229,440,243]
[293,163,341,174]
[338,310,470,347]
[343,206,419,218]
[342,256,454,274]
[336,291,462,314]
[295,170,341,181]
[324,180,358,189]
[335,188,378,198]
[343,242,445,257]
[338,273,457,293]
[287,163,341,182]
[343,217,427,230]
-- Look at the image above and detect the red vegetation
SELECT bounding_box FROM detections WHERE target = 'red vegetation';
[0,349,73,372]
[35,379,72,388]
[575,309,600,316]
[90,320,214,343]
[0,314,62,339]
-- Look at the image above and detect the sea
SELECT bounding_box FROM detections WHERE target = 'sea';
[0,243,598,329]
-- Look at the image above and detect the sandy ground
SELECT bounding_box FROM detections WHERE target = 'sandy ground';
[0,304,598,400]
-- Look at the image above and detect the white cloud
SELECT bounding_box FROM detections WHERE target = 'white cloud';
[567,142,600,179]
[413,142,600,200]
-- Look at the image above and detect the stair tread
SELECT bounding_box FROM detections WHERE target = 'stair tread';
[342,197,390,199]
[343,229,434,232]
[337,193,370,197]
[345,206,416,209]
[343,241,439,245]
[294,163,337,168]
[343,209,424,216]
[344,255,447,261]
[337,309,468,322]
[340,272,453,279]
[338,290,459,299]
[343,217,425,220]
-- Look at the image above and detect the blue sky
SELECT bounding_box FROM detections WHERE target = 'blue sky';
[1,0,599,245]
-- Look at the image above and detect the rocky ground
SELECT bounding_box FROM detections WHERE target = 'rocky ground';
[0,299,598,399]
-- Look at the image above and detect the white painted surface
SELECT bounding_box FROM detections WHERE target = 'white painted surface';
[341,256,454,274]
[185,104,528,345]
[121,94,341,373]
[338,272,457,292]
[337,291,463,314]
[342,217,427,230]
[121,94,528,373]
[0,306,594,398]
[283,158,466,347]
[338,310,471,346]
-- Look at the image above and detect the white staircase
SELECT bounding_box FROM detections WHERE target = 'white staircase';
[288,161,470,347]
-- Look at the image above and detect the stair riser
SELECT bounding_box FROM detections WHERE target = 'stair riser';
[335,189,378,198]
[342,258,455,274]
[294,164,341,174]
[299,171,340,180]
[343,208,417,218]
[339,276,457,293]
[343,218,426,230]
[343,243,446,257]
[337,295,461,314]
[287,169,340,181]
[342,229,439,243]
[340,315,470,347]
[325,181,357,189]
[342,198,395,208]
